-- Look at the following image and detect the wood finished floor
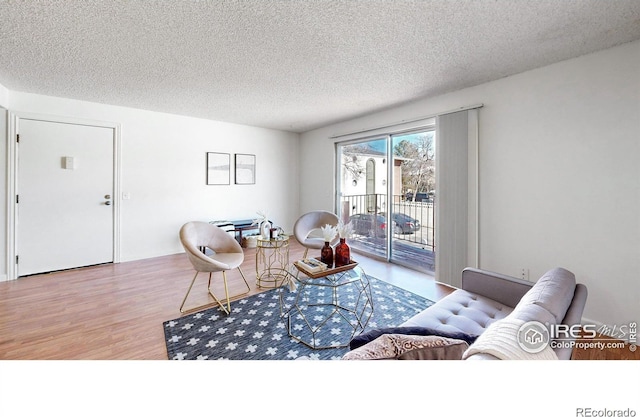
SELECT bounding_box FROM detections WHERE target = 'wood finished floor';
[0,238,449,360]
[0,238,636,360]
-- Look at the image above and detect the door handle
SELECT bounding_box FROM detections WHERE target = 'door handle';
[105,201,111,206]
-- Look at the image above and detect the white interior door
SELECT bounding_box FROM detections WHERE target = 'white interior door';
[17,119,115,276]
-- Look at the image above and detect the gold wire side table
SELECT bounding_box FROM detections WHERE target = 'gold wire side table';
[255,235,290,288]
[281,261,374,349]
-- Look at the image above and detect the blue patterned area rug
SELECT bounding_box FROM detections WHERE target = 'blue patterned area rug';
[163,276,434,360]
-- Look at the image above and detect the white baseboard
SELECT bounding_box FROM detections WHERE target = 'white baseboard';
[581,316,602,328]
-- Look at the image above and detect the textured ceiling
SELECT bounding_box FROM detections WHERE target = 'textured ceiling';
[1,0,640,133]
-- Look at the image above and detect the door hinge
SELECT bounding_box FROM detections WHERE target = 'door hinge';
[16,134,19,143]
[16,255,19,265]
[16,194,19,204]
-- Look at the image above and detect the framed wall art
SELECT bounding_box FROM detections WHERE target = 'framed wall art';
[206,152,230,185]
[235,153,256,185]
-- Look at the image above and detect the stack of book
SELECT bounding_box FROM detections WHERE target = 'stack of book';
[294,258,328,274]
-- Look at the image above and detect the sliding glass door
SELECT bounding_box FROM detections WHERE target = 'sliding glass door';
[337,137,390,260]
[390,130,436,271]
[336,128,436,273]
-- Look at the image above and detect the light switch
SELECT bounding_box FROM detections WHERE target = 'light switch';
[62,156,76,170]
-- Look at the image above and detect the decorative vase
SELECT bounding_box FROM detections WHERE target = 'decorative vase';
[334,238,350,267]
[320,241,333,267]
[260,221,272,239]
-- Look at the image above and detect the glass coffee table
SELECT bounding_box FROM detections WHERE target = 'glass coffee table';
[280,260,374,349]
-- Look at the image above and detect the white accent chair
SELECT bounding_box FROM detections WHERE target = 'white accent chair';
[179,221,250,314]
[293,210,340,259]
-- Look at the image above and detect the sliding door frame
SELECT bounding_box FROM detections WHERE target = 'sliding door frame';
[334,124,437,269]
[333,105,481,283]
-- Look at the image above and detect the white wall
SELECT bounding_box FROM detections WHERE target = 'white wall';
[0,81,10,280]
[0,80,9,279]
[4,92,300,266]
[0,82,9,108]
[300,40,640,329]
[0,107,6,280]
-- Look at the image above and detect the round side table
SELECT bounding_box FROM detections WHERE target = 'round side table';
[255,235,290,288]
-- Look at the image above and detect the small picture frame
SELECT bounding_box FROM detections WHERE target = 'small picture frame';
[206,152,230,185]
[235,154,256,185]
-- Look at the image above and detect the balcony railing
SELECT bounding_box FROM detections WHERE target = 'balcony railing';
[339,193,435,272]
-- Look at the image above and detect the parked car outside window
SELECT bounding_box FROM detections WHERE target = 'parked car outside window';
[348,214,395,237]
[379,212,420,234]
[404,192,433,202]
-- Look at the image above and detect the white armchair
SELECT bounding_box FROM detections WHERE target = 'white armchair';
[179,221,250,314]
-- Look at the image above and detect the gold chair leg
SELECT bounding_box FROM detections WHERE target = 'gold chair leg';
[221,270,232,313]
[180,271,210,314]
[206,267,251,315]
[179,270,236,315]
[237,266,251,292]
[181,271,229,314]
[181,267,252,315]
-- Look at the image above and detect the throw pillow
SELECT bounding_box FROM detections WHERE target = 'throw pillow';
[349,326,478,350]
[342,334,469,360]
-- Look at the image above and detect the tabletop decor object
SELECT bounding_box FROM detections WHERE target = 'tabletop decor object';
[294,257,328,275]
[335,219,353,267]
[320,224,337,266]
[252,210,271,240]
[293,257,356,279]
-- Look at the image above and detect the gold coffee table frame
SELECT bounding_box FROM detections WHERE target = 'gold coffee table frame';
[255,235,290,288]
[282,261,374,349]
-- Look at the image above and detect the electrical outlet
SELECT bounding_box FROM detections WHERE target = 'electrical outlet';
[520,268,529,281]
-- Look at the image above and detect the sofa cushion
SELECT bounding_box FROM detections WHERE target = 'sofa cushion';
[508,302,557,325]
[342,334,469,360]
[349,326,479,350]
[512,267,576,324]
[400,289,513,337]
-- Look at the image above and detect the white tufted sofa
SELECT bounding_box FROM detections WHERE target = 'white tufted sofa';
[399,267,588,359]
